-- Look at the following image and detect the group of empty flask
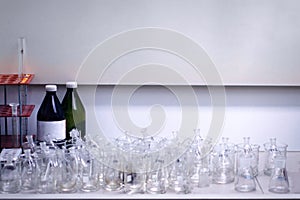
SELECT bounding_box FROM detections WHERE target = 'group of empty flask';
[0,130,290,194]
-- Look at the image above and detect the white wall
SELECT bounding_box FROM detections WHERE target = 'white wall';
[1,1,300,150]
[0,0,300,85]
[2,85,298,150]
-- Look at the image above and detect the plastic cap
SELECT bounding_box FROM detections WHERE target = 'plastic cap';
[66,81,77,88]
[45,85,57,92]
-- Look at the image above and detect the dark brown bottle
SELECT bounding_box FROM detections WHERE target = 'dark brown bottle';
[37,85,66,142]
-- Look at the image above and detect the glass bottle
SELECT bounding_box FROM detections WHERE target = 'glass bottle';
[37,85,66,143]
[61,82,86,141]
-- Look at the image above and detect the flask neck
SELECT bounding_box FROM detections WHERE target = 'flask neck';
[26,135,34,144]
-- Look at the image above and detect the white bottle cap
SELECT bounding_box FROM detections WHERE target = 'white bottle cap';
[45,85,57,92]
[66,81,77,88]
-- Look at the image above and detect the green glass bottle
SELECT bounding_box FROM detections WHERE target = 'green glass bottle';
[62,82,86,140]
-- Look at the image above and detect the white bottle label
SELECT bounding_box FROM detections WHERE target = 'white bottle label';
[37,120,66,141]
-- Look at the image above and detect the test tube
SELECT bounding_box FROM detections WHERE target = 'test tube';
[9,103,20,147]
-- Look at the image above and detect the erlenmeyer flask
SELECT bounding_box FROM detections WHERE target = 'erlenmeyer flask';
[21,149,39,192]
[0,154,21,193]
[212,138,235,184]
[79,151,100,192]
[236,137,260,177]
[37,146,59,194]
[168,157,192,194]
[268,155,289,193]
[146,158,166,194]
[264,138,288,176]
[104,151,123,192]
[57,146,78,193]
[234,156,256,192]
[189,129,203,186]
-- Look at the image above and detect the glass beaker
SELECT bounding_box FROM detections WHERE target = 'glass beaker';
[264,138,288,176]
[268,154,289,193]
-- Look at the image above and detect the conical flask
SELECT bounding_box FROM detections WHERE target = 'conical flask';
[264,138,288,176]
[235,156,256,192]
[212,137,235,184]
[0,154,21,193]
[236,137,260,177]
[21,149,39,192]
[268,155,289,193]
